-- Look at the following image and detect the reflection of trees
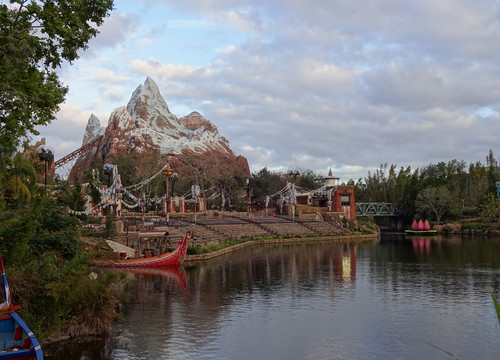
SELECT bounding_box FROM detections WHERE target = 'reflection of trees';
[179,242,360,337]
[367,234,500,298]
[114,241,361,348]
[105,267,187,357]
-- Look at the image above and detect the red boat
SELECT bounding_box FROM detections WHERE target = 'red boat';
[100,231,190,268]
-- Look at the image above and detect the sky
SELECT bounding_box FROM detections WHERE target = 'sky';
[35,0,500,183]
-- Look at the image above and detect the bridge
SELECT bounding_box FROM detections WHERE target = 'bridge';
[355,202,398,217]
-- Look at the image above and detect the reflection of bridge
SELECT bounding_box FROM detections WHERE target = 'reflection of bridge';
[355,202,398,217]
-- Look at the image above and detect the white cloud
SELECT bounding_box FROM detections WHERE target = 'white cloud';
[35,0,500,182]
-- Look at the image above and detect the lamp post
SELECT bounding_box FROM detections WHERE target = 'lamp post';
[162,164,174,224]
[37,145,54,195]
[246,178,252,220]
[288,171,300,221]
[170,172,178,219]
[103,163,115,217]
[103,163,115,187]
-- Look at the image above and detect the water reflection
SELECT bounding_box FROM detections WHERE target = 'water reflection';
[114,266,188,291]
[46,235,500,360]
[410,237,431,256]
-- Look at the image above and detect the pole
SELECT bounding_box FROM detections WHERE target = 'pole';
[246,179,251,220]
[165,175,170,224]
[44,161,48,195]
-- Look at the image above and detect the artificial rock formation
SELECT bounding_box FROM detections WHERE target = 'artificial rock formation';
[70,77,250,182]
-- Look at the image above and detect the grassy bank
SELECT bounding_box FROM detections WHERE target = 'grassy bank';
[184,233,379,263]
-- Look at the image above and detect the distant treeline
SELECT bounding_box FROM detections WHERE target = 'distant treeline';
[251,150,500,224]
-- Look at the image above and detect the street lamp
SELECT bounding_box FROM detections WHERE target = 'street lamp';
[103,163,116,217]
[288,171,299,221]
[170,172,178,216]
[162,165,175,223]
[246,178,252,220]
[103,163,115,187]
[37,145,54,194]
[289,171,300,183]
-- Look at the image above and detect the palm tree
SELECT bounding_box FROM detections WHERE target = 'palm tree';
[0,153,37,207]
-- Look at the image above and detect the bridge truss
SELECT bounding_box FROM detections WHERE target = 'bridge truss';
[355,202,398,217]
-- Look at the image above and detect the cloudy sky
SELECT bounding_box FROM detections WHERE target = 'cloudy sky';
[36,0,500,182]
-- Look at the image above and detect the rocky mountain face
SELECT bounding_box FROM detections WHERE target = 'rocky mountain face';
[70,77,250,183]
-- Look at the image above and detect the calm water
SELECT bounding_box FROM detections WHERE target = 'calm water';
[47,234,500,359]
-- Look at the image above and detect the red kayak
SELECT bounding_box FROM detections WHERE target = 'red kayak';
[100,231,189,268]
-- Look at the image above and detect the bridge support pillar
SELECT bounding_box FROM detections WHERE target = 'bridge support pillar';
[389,217,404,232]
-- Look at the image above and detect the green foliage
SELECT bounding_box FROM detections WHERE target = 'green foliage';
[460,222,487,230]
[479,193,500,223]
[251,167,286,207]
[0,0,123,342]
[489,288,500,327]
[415,186,453,224]
[9,253,123,340]
[0,153,37,208]
[295,168,325,190]
[85,171,102,204]
[104,211,115,238]
[0,204,38,262]
[0,0,114,155]
[360,158,494,221]
[31,194,82,258]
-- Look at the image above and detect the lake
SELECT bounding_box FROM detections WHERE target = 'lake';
[46,234,500,359]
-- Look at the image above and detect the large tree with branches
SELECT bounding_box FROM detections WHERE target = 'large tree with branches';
[0,0,114,156]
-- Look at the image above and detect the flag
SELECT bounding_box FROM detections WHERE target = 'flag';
[1,257,11,306]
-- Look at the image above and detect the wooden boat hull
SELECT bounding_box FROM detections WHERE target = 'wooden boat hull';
[101,231,189,268]
[0,258,43,360]
[0,311,43,360]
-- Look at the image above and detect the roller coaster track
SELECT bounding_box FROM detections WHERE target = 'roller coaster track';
[54,136,103,169]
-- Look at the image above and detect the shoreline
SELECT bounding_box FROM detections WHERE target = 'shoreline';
[43,232,378,352]
[184,233,379,264]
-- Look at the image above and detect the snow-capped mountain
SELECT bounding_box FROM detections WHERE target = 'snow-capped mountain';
[71,77,249,181]
[82,113,105,146]
[83,77,234,156]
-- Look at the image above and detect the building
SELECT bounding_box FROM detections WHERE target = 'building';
[296,169,356,220]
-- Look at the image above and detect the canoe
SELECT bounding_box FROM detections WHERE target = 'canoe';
[0,258,43,360]
[100,231,190,268]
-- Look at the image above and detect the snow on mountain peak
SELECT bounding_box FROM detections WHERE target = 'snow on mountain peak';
[72,77,249,182]
[99,77,234,156]
[82,113,105,146]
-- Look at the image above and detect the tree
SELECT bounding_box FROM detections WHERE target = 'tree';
[0,0,114,155]
[295,168,324,190]
[486,149,499,194]
[479,193,500,223]
[0,152,36,207]
[415,186,453,224]
[251,167,287,207]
